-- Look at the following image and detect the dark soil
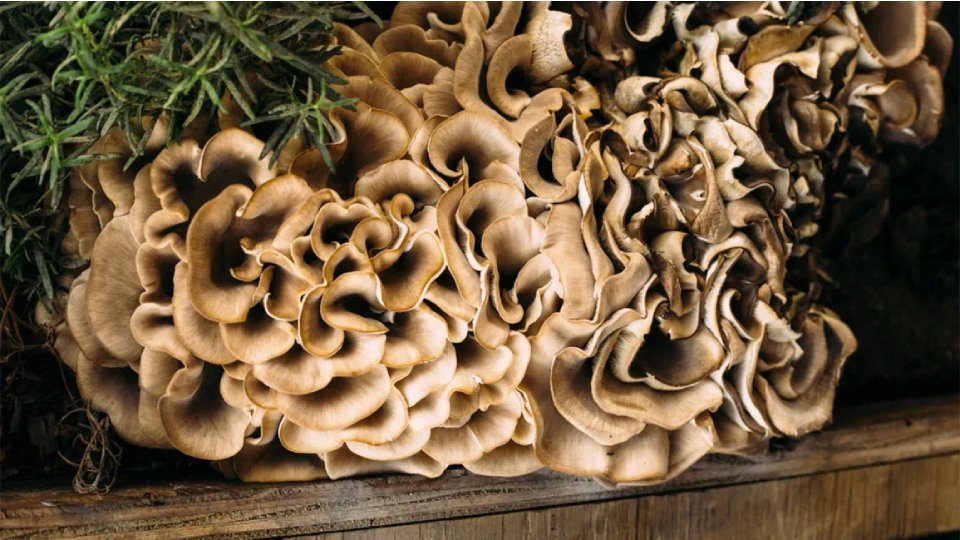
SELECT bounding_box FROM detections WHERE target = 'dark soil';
[828,3,959,405]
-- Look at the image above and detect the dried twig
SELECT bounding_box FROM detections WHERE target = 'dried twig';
[58,408,122,494]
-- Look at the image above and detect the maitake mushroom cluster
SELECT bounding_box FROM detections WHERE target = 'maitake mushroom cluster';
[42,1,950,484]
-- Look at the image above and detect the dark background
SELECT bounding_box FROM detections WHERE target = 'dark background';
[826,4,959,405]
[1,3,957,486]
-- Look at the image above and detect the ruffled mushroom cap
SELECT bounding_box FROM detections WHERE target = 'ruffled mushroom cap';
[841,2,927,70]
[143,140,203,258]
[75,356,170,449]
[158,361,251,460]
[757,305,857,436]
[373,25,462,68]
[85,216,146,364]
[428,111,520,182]
[185,185,260,323]
[227,411,329,482]
[883,57,947,146]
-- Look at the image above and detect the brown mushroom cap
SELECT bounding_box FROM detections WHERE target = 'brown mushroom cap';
[158,361,251,460]
[85,216,145,364]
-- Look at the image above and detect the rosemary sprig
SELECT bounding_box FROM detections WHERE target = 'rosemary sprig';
[0,1,374,303]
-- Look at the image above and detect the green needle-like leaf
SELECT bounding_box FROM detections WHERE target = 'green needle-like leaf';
[1,0,375,300]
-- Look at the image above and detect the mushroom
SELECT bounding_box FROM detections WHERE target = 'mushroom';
[50,0,950,485]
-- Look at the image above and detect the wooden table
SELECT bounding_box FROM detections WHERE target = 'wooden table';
[2,396,957,539]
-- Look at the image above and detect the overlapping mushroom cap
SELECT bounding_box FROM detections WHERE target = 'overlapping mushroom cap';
[48,1,949,484]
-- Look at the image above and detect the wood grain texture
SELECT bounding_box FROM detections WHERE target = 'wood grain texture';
[302,455,959,540]
[1,396,957,539]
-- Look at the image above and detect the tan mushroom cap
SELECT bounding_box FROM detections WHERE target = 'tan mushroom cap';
[171,262,235,364]
[843,2,927,70]
[324,446,447,479]
[423,391,523,464]
[279,387,408,454]
[231,411,329,482]
[328,48,384,80]
[373,25,462,68]
[758,306,857,436]
[255,333,384,396]
[428,111,520,181]
[382,304,449,367]
[199,129,276,188]
[380,52,444,94]
[275,364,391,431]
[85,216,145,364]
[327,105,412,196]
[66,271,126,369]
[334,22,379,60]
[75,354,167,448]
[220,302,297,365]
[376,233,445,312]
[158,361,251,460]
[337,76,424,137]
[184,185,261,323]
[526,7,575,84]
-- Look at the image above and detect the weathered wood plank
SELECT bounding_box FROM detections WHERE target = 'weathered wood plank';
[1,396,957,539]
[309,455,959,540]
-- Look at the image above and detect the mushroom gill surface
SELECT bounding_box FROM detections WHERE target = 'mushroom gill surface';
[47,0,949,484]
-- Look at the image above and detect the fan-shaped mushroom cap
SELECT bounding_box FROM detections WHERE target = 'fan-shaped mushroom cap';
[542,203,598,321]
[85,216,145,364]
[324,446,447,479]
[256,333,384,396]
[143,140,203,257]
[278,388,408,453]
[66,271,126,369]
[329,48,384,80]
[337,76,424,137]
[842,1,926,70]
[376,233,445,312]
[334,22,378,60]
[485,35,533,119]
[463,439,542,477]
[382,304,449,367]
[220,302,297,365]
[129,165,161,245]
[328,105,412,196]
[428,111,520,182]
[67,172,103,259]
[391,2,486,34]
[75,354,166,448]
[482,216,545,324]
[884,57,947,146]
[923,20,953,75]
[275,364,391,432]
[423,391,523,464]
[170,263,235,364]
[158,361,251,459]
[436,181,485,309]
[185,185,260,323]
[230,412,329,482]
[757,306,857,436]
[199,129,276,188]
[373,25,462,68]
